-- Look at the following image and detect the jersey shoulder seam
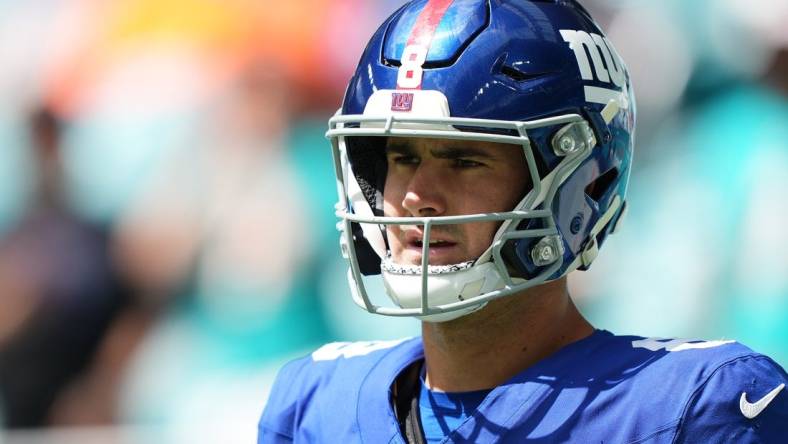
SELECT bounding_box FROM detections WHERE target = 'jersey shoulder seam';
[670,352,771,444]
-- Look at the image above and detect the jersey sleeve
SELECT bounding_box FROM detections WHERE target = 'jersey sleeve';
[675,354,788,443]
[257,358,311,444]
[257,427,293,444]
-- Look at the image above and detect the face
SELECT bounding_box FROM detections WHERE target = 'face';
[383,137,531,266]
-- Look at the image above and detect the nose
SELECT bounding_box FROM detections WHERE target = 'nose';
[401,163,447,217]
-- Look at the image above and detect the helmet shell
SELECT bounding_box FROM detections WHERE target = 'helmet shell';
[339,0,635,281]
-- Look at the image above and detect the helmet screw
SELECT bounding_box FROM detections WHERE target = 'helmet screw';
[531,235,565,266]
[551,121,596,156]
[539,245,554,261]
[558,135,576,154]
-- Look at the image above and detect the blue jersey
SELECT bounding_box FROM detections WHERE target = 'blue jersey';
[258,330,788,443]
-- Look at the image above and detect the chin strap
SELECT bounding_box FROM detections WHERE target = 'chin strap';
[381,258,501,322]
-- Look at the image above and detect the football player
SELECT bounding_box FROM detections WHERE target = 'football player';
[259,1,788,442]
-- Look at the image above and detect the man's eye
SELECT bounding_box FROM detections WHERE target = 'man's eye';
[453,158,483,168]
[390,155,419,165]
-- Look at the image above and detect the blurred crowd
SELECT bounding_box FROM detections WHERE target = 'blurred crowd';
[0,0,786,442]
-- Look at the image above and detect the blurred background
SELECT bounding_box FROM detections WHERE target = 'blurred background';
[0,0,785,442]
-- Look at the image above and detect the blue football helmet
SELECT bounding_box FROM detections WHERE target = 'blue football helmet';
[327,0,635,322]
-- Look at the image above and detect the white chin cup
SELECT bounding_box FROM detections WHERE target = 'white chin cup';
[380,258,506,323]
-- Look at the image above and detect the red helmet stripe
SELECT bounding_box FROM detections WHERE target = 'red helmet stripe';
[397,0,455,90]
[407,0,455,49]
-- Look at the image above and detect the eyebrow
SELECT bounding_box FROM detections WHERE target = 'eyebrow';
[385,142,496,160]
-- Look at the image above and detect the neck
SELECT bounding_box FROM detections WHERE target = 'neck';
[420,277,593,392]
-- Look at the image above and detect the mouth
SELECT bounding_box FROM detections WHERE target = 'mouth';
[400,233,460,265]
[403,229,457,250]
[408,239,457,250]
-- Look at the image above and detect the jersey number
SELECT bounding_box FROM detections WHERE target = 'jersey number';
[632,338,734,352]
[312,339,409,361]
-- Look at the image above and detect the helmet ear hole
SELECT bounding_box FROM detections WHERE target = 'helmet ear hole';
[585,167,619,203]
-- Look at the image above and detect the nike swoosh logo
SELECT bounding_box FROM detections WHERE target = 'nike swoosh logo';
[739,383,785,419]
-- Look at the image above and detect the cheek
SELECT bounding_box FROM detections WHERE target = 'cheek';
[463,220,502,256]
[457,173,525,257]
[382,191,400,217]
[382,177,403,250]
[481,168,529,212]
[457,178,519,213]
[383,173,407,216]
